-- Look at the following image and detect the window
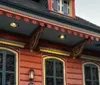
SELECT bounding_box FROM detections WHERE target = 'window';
[52,0,70,14]
[0,50,16,85]
[45,58,64,85]
[84,63,99,85]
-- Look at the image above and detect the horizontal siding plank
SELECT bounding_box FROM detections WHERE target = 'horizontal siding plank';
[20,61,42,69]
[67,83,82,85]
[67,79,83,85]
[67,62,82,69]
[20,67,42,76]
[20,49,41,57]
[67,68,82,74]
[20,81,42,85]
[67,58,82,63]
[20,55,41,63]
[20,74,42,82]
[67,74,82,79]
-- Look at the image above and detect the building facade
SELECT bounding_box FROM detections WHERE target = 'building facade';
[0,0,100,85]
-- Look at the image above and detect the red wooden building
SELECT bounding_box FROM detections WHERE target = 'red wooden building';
[0,0,100,85]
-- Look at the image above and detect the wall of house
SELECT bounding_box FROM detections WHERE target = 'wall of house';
[18,49,83,85]
[66,58,83,85]
[19,49,42,85]
[1,45,100,85]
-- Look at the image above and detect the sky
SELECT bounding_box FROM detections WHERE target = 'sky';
[76,0,100,26]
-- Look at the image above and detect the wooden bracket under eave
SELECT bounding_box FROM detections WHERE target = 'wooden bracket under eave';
[71,38,91,59]
[30,26,44,52]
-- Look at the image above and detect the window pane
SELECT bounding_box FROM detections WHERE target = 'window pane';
[85,64,99,85]
[67,1,70,6]
[6,54,15,71]
[85,66,91,80]
[46,78,54,85]
[53,0,60,11]
[0,73,2,84]
[45,59,64,85]
[53,0,58,11]
[56,60,63,77]
[62,0,69,14]
[0,54,2,71]
[85,81,91,85]
[6,73,15,85]
[0,51,16,85]
[94,81,99,85]
[46,60,54,76]
[63,2,68,14]
[57,0,60,11]
[58,5,60,11]
[58,0,60,3]
[56,79,63,85]
[92,67,99,80]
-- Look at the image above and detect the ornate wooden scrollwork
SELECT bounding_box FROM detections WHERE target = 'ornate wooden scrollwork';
[71,39,91,59]
[30,26,44,52]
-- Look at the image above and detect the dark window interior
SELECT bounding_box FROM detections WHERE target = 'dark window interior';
[0,50,16,85]
[45,59,64,85]
[64,0,67,4]
[84,64,99,85]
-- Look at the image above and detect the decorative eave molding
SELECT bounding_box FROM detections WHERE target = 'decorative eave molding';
[81,54,100,61]
[40,47,100,61]
[0,38,25,48]
[0,5,100,41]
[40,47,70,56]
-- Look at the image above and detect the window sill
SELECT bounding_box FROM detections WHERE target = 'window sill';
[49,10,75,19]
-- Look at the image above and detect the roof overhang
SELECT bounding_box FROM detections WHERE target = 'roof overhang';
[0,5,100,41]
[0,5,100,55]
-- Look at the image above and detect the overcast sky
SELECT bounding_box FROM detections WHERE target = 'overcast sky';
[76,0,100,26]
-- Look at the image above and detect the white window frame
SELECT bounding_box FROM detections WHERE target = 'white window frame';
[43,56,66,85]
[0,47,18,85]
[83,62,100,85]
[52,0,70,14]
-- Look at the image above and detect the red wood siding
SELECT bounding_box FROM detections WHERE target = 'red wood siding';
[66,58,83,85]
[48,0,53,11]
[72,0,75,18]
[19,49,83,85]
[19,49,42,85]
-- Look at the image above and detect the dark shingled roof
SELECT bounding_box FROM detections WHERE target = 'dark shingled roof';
[1,0,100,33]
[75,16,100,31]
